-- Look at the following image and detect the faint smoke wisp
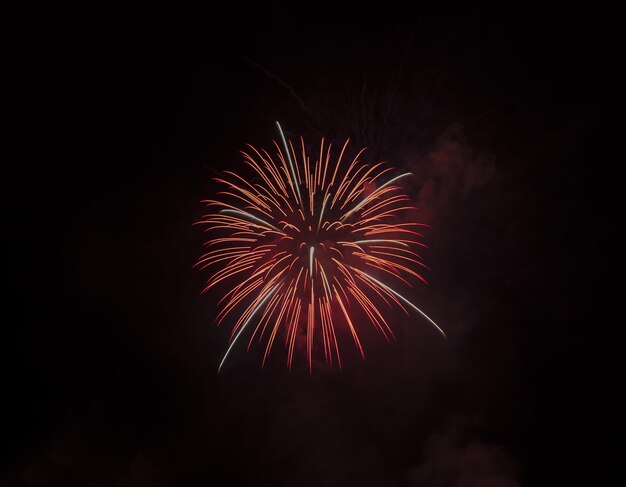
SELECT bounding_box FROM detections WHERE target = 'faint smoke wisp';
[409,417,520,487]
[408,124,495,225]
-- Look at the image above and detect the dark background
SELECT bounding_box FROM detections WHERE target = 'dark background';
[4,3,619,485]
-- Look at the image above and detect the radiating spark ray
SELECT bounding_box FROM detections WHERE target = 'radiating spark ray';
[317,193,331,231]
[219,209,280,231]
[341,172,412,221]
[218,283,280,372]
[276,121,303,206]
[353,269,446,339]
[353,239,409,247]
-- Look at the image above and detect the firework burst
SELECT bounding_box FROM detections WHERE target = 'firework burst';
[196,122,445,372]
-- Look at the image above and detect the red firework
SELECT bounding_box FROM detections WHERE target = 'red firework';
[196,122,445,372]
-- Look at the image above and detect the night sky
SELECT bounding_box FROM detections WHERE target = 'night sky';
[4,4,619,486]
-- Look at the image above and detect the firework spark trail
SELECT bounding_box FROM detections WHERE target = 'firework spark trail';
[196,123,445,371]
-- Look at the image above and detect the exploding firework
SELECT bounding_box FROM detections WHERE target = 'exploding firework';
[196,122,445,372]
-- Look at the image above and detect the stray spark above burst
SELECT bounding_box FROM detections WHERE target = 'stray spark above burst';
[196,122,446,372]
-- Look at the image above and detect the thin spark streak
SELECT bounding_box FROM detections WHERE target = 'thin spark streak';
[317,193,331,231]
[341,172,412,221]
[309,245,314,276]
[276,121,303,207]
[354,268,447,339]
[220,209,280,231]
[353,239,409,247]
[218,283,280,372]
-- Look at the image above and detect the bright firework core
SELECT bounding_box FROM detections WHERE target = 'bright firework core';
[196,122,445,372]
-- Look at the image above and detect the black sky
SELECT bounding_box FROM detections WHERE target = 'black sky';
[4,3,620,486]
